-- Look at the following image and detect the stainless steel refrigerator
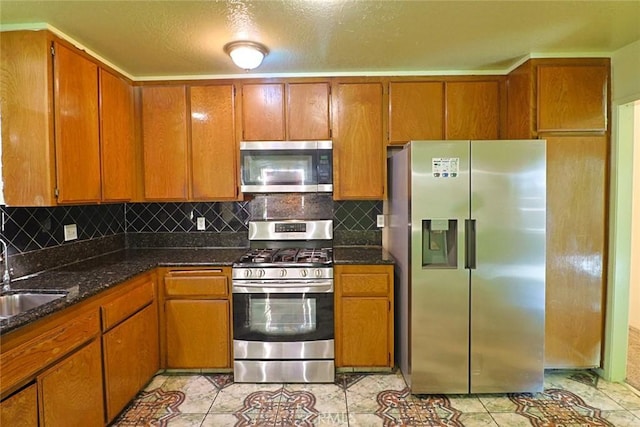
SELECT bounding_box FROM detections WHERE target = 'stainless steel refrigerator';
[387,140,546,394]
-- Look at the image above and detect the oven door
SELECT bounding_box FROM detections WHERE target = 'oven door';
[232,280,334,343]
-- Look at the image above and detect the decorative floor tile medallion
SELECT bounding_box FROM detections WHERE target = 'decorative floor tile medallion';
[376,388,463,426]
[234,388,319,426]
[510,388,615,427]
[569,370,600,388]
[335,372,367,390]
[204,373,234,390]
[114,388,185,426]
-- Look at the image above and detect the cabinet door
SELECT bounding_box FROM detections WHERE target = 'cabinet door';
[190,85,238,200]
[537,64,608,132]
[545,135,607,367]
[288,82,331,140]
[141,85,188,200]
[339,298,390,367]
[333,82,384,200]
[103,303,159,423]
[39,339,104,427]
[165,299,230,368]
[53,42,101,203]
[0,30,57,206]
[389,81,444,143]
[241,83,285,141]
[445,81,500,140]
[100,69,135,201]
[0,384,38,427]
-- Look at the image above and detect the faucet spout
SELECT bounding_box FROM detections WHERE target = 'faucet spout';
[0,239,10,292]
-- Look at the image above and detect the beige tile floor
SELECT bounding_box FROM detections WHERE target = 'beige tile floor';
[111,370,640,426]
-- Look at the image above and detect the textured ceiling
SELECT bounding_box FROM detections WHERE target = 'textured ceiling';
[1,0,639,79]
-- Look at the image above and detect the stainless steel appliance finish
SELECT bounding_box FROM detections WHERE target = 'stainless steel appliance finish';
[239,140,333,193]
[387,140,546,394]
[232,219,335,383]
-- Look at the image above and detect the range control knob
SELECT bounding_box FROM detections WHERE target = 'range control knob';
[279,269,287,277]
[257,269,265,278]
[244,269,251,278]
[300,269,308,278]
[314,269,322,278]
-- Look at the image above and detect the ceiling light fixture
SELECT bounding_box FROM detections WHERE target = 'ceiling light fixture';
[224,41,269,71]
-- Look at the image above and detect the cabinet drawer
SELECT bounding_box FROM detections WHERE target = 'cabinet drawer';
[101,279,154,331]
[0,309,99,395]
[340,273,390,296]
[165,270,228,297]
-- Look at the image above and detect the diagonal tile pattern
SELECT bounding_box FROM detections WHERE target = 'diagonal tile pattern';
[111,370,640,426]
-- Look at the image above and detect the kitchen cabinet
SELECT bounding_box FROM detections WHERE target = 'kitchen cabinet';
[53,42,101,204]
[335,264,394,368]
[506,58,610,368]
[39,339,104,427]
[141,85,189,200]
[0,29,137,206]
[163,268,232,369]
[101,274,159,423]
[190,84,238,200]
[100,68,135,201]
[445,80,501,140]
[0,384,38,427]
[240,82,330,141]
[332,82,385,200]
[287,82,331,140]
[545,135,607,367]
[0,31,104,205]
[389,81,444,144]
[537,63,608,132]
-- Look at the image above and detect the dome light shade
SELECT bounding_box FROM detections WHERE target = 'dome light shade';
[224,41,268,70]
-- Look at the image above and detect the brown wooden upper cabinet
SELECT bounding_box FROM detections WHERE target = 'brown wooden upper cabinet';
[190,84,238,200]
[537,64,608,132]
[53,42,102,204]
[332,82,385,200]
[141,86,189,201]
[0,30,136,206]
[100,69,135,202]
[388,81,444,144]
[445,80,500,140]
[240,82,330,141]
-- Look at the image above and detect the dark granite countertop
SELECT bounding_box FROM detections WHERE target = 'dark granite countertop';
[333,246,395,265]
[0,248,247,335]
[1,245,394,336]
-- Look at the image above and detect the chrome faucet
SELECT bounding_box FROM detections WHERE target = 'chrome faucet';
[0,239,10,292]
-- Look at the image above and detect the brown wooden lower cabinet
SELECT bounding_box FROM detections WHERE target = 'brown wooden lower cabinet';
[39,339,104,427]
[101,273,159,423]
[0,383,38,427]
[335,264,394,368]
[103,303,159,422]
[163,268,232,369]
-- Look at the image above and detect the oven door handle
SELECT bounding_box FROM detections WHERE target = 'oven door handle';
[232,280,334,294]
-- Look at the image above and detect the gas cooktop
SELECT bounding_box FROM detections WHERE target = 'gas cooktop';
[234,247,333,267]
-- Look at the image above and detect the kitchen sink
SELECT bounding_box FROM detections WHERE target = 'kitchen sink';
[0,291,68,320]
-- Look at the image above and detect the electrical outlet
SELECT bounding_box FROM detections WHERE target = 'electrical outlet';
[196,217,206,231]
[377,214,385,228]
[64,224,78,241]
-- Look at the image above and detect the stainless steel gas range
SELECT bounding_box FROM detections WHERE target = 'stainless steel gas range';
[232,219,334,383]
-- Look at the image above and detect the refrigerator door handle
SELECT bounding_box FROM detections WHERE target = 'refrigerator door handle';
[465,219,477,269]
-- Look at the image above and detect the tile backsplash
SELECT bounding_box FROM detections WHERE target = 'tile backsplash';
[1,204,125,255]
[1,199,382,256]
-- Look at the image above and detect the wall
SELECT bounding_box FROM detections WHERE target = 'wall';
[630,102,640,330]
[602,38,640,381]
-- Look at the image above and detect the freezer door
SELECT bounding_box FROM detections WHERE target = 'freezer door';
[409,141,470,394]
[470,140,546,393]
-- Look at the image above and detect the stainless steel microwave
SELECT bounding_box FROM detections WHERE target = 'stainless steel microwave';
[239,141,333,193]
